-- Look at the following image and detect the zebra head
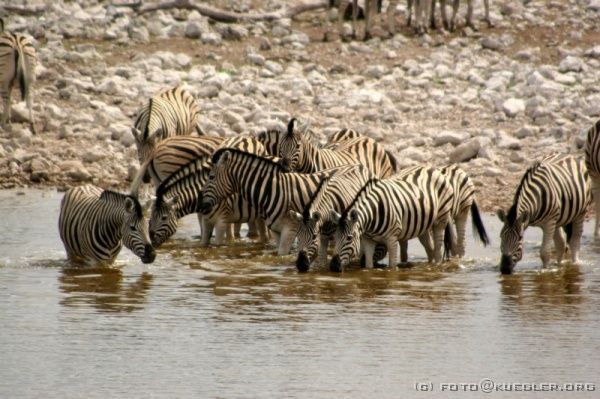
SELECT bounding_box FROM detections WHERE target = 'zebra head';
[122,196,156,264]
[132,127,162,165]
[200,150,235,215]
[497,208,528,274]
[278,118,304,171]
[149,194,179,248]
[289,210,323,272]
[329,209,362,273]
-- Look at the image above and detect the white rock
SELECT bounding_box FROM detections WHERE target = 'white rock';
[83,149,106,163]
[584,45,600,58]
[247,53,265,66]
[502,98,525,117]
[449,139,481,163]
[59,160,92,182]
[588,0,600,11]
[433,131,469,147]
[201,32,222,45]
[558,56,584,73]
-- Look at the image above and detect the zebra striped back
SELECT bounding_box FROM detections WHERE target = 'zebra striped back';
[58,185,155,265]
[323,128,362,149]
[289,163,375,270]
[0,19,37,133]
[257,129,282,155]
[497,153,591,273]
[584,119,600,238]
[132,86,202,164]
[279,118,395,178]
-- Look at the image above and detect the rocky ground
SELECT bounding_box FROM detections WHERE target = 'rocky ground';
[1,0,599,213]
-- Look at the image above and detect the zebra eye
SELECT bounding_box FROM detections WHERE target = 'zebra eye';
[130,225,137,231]
[347,235,353,240]
[161,215,167,221]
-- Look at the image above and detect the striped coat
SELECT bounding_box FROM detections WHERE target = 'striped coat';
[0,19,37,133]
[278,118,396,178]
[132,86,202,165]
[497,153,591,274]
[58,185,155,265]
[584,118,600,238]
[199,148,353,255]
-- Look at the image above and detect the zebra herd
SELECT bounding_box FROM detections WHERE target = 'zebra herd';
[56,83,600,275]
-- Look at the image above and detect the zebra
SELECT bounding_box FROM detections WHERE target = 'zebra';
[258,126,362,156]
[584,118,600,238]
[199,148,354,255]
[288,164,389,272]
[438,164,489,257]
[332,0,399,40]
[497,153,591,274]
[279,118,397,178]
[131,86,203,166]
[444,0,492,31]
[148,135,268,247]
[0,18,37,134]
[329,167,454,272]
[58,185,155,266]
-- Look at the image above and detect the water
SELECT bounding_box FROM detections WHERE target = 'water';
[1,189,599,398]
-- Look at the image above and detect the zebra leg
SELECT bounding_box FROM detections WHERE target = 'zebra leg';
[2,87,11,128]
[449,0,459,31]
[592,181,600,238]
[568,216,585,264]
[387,239,399,269]
[361,238,376,269]
[540,223,556,268]
[432,224,447,263]
[214,222,228,246]
[400,240,409,263]
[318,235,330,267]
[466,0,476,30]
[418,232,435,263]
[200,218,214,247]
[338,0,350,40]
[364,0,377,40]
[440,0,450,30]
[407,0,413,26]
[351,0,359,39]
[429,0,437,30]
[276,225,296,256]
[483,0,493,27]
[552,227,566,265]
[246,221,257,238]
[26,92,36,134]
[256,218,269,243]
[454,209,469,257]
[387,0,397,36]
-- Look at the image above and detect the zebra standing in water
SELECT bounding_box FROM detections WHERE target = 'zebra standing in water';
[58,185,155,265]
[497,153,591,274]
[199,149,352,255]
[132,86,203,170]
[329,167,454,272]
[148,135,268,248]
[584,118,600,238]
[438,164,489,257]
[279,118,397,178]
[0,18,37,134]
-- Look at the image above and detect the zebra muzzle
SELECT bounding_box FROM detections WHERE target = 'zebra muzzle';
[329,255,342,273]
[199,201,213,214]
[296,251,311,273]
[142,244,156,264]
[500,254,514,275]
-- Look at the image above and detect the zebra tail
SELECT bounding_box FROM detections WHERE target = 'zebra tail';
[564,222,573,244]
[15,47,27,101]
[443,223,452,261]
[471,200,490,246]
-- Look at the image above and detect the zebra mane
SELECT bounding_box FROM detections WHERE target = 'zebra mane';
[144,97,153,139]
[100,190,143,217]
[507,161,542,224]
[340,177,380,222]
[155,156,210,206]
[302,175,331,222]
[211,148,289,172]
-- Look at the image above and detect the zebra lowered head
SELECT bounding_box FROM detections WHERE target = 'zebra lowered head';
[119,194,156,264]
[289,209,323,273]
[148,194,179,248]
[497,208,527,275]
[329,209,362,273]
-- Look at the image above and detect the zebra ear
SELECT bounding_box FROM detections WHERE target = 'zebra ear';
[131,127,142,142]
[287,118,298,137]
[349,209,359,223]
[496,209,506,223]
[330,210,342,224]
[165,195,179,208]
[219,150,232,165]
[288,210,303,222]
[124,197,136,214]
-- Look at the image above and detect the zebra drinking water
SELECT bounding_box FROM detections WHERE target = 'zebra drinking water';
[58,185,155,266]
[497,153,591,274]
[132,86,203,168]
[199,148,352,255]
[0,18,37,134]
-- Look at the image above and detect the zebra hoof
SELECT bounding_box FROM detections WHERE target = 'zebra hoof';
[330,255,342,273]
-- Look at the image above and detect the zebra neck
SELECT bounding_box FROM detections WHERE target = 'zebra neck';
[162,177,205,218]
[300,138,320,173]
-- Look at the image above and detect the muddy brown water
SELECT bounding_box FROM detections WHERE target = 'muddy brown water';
[1,189,599,398]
